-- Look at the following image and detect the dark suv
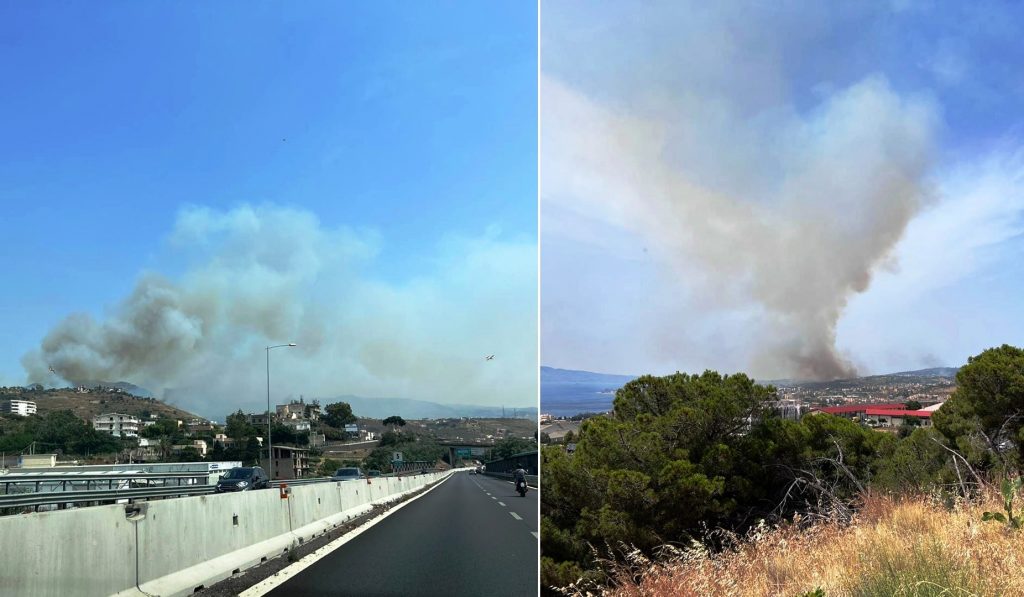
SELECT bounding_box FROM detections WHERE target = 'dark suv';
[214,467,270,492]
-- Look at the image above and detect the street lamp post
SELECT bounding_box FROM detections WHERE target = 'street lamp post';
[266,343,297,481]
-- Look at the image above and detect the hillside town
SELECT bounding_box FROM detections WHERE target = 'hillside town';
[1,385,538,481]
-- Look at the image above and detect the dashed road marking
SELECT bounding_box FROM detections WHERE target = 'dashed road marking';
[510,512,522,521]
[497,501,506,507]
[239,472,456,597]
[532,532,539,539]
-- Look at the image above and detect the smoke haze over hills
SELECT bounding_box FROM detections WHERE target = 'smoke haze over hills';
[22,204,537,419]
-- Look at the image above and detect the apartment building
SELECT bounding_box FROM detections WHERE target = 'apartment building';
[0,399,37,416]
[92,413,141,438]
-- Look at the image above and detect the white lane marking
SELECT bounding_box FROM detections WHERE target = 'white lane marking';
[239,472,457,597]
[509,512,522,521]
[531,532,539,539]
[491,496,496,500]
[497,501,506,507]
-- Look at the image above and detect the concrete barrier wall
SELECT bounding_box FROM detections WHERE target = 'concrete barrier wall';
[0,504,137,597]
[0,470,452,597]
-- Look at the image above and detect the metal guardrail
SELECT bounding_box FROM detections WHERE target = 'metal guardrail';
[1,472,212,498]
[0,485,216,511]
[0,472,212,481]
[0,469,446,513]
[1,471,448,514]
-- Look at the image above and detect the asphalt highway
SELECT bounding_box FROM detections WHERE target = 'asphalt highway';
[264,471,538,597]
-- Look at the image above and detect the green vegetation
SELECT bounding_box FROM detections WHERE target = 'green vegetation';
[225,410,256,440]
[139,417,184,461]
[317,458,342,477]
[382,415,407,429]
[982,477,1024,529]
[0,410,124,456]
[323,401,357,428]
[849,538,982,597]
[541,345,1024,594]
[363,428,442,472]
[932,344,1024,472]
[491,436,536,460]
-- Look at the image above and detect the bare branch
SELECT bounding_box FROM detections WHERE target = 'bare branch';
[930,436,986,489]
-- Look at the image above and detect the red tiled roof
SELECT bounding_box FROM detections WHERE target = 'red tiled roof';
[865,408,932,418]
[815,403,906,415]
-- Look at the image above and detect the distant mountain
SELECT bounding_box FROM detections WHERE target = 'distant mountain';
[329,395,537,420]
[541,366,636,385]
[763,366,959,388]
[888,367,959,378]
[541,367,637,417]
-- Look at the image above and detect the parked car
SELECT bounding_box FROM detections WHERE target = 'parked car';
[331,467,364,482]
[367,470,382,478]
[215,467,270,493]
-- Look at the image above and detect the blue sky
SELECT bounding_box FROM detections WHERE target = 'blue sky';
[542,1,1024,379]
[0,2,537,418]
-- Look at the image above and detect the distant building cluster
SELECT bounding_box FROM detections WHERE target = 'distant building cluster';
[811,402,938,428]
[775,400,806,421]
[275,397,320,432]
[239,397,377,443]
[239,397,322,433]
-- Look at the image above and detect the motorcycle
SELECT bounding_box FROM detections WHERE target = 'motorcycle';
[516,478,528,497]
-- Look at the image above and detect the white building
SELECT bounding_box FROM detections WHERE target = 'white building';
[0,399,36,416]
[93,413,141,438]
[284,419,311,432]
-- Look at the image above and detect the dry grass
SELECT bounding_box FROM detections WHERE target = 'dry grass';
[583,490,1024,596]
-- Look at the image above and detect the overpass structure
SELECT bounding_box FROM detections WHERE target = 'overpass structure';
[481,451,538,486]
[438,440,495,467]
[483,450,537,476]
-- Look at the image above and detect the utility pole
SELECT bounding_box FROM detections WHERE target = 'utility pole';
[265,343,297,482]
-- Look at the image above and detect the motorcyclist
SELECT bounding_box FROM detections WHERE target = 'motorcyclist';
[513,464,528,493]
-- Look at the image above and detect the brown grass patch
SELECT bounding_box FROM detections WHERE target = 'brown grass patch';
[572,490,1024,596]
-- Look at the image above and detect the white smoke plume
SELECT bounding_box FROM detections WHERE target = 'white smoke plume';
[23,204,537,417]
[543,48,939,379]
